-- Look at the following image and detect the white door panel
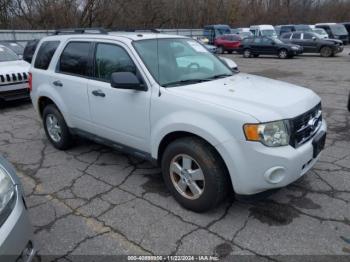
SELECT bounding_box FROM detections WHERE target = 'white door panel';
[88,79,151,151]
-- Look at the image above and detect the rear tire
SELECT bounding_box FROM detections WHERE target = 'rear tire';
[320,46,333,57]
[161,137,229,212]
[43,104,73,150]
[217,46,224,54]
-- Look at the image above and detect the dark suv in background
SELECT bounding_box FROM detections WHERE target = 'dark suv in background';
[315,23,349,45]
[239,36,303,59]
[281,31,344,57]
[276,24,312,36]
[342,22,350,43]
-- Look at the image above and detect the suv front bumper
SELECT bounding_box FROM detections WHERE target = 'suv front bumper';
[216,120,327,195]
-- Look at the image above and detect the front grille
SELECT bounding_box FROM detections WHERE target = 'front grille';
[0,88,30,101]
[0,72,28,85]
[290,103,322,148]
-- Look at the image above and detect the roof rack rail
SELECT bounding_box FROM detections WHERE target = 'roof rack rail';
[108,28,160,33]
[53,28,108,35]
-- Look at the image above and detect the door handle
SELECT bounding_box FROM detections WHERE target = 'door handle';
[92,89,106,97]
[53,80,63,87]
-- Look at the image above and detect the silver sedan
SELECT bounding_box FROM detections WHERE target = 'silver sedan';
[0,156,36,261]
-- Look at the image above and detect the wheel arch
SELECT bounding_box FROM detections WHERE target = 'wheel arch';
[156,131,233,192]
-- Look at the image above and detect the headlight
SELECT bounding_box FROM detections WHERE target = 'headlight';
[0,165,15,217]
[292,46,299,50]
[243,120,290,147]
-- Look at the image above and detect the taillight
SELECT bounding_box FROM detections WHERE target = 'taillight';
[28,72,32,92]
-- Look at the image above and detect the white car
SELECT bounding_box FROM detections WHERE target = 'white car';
[30,32,327,212]
[250,25,278,38]
[0,45,30,103]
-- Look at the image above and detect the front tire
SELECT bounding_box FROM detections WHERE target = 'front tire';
[161,137,229,212]
[320,46,333,57]
[43,104,73,150]
[278,49,288,59]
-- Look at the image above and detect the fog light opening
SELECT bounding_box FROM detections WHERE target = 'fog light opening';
[264,167,286,184]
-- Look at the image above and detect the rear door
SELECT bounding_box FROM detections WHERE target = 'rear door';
[53,41,93,130]
[290,32,303,46]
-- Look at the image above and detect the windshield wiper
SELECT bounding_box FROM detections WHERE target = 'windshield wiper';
[206,73,233,80]
[162,78,211,87]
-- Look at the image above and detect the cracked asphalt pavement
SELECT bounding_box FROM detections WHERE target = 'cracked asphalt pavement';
[0,48,349,261]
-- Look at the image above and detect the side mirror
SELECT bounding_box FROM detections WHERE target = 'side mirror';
[312,37,317,41]
[110,72,146,91]
[219,57,239,72]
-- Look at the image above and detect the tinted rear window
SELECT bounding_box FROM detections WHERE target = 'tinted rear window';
[59,42,91,76]
[34,41,60,70]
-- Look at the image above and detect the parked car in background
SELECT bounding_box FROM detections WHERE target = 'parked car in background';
[30,32,326,212]
[203,24,232,44]
[280,31,344,57]
[342,22,350,43]
[0,42,24,59]
[311,28,329,39]
[240,36,303,59]
[250,25,278,38]
[23,39,40,64]
[0,156,36,261]
[214,34,242,54]
[238,31,253,39]
[315,23,349,45]
[231,28,253,39]
[204,44,218,54]
[276,24,312,36]
[0,45,30,103]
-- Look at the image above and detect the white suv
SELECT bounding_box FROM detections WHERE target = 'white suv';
[30,31,327,212]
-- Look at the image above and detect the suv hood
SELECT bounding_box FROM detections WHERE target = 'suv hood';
[0,60,30,74]
[168,73,320,122]
[324,38,343,45]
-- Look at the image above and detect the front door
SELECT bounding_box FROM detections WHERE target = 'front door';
[87,42,151,152]
[302,33,318,53]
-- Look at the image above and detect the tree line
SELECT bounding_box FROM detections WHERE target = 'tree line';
[0,0,350,30]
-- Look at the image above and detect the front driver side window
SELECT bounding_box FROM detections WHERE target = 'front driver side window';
[94,43,136,82]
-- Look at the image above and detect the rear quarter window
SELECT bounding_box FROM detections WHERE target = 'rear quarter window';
[34,41,60,70]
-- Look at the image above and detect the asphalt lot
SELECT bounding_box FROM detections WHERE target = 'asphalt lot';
[0,48,350,261]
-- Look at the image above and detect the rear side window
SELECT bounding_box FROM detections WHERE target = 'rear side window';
[59,42,91,76]
[292,33,301,39]
[304,33,314,40]
[281,33,292,39]
[34,41,60,70]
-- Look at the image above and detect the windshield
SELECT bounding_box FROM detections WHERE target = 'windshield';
[1,42,24,55]
[295,25,312,32]
[133,38,233,87]
[330,24,348,35]
[0,46,20,62]
[314,29,327,36]
[216,27,231,36]
[261,30,277,37]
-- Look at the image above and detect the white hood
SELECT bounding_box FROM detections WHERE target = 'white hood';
[168,73,321,122]
[0,60,30,75]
